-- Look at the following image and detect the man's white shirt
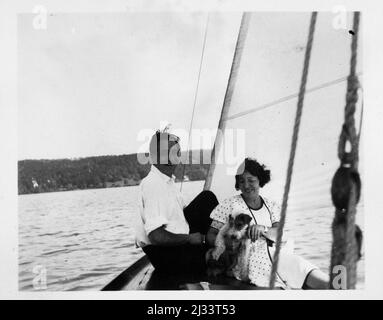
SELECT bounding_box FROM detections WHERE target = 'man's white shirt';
[135,165,189,247]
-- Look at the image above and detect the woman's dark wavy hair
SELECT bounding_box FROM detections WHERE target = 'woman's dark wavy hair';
[235,158,271,189]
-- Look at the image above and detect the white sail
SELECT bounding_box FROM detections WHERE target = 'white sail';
[208,12,363,215]
[205,13,364,286]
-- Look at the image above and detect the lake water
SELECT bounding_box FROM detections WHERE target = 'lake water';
[18,180,364,291]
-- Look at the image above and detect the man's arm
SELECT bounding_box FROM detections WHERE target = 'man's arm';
[148,226,204,246]
[206,227,219,247]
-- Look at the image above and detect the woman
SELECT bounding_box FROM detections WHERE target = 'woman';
[206,158,329,289]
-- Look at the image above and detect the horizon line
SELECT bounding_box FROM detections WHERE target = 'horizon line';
[18,148,213,162]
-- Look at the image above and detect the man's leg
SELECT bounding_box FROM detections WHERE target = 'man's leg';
[184,190,219,234]
[142,244,208,275]
[143,191,218,276]
[302,269,330,289]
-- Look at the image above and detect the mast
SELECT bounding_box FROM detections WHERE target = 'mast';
[203,12,251,191]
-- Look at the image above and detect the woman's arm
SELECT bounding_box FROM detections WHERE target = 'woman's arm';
[248,222,280,242]
[263,222,280,242]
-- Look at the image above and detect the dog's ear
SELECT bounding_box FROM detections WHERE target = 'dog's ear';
[243,214,252,225]
[228,214,234,226]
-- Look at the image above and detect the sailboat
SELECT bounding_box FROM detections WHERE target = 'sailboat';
[102,11,363,290]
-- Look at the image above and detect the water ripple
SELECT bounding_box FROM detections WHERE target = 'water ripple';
[41,248,70,256]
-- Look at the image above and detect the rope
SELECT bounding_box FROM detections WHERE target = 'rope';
[357,89,364,146]
[330,12,361,289]
[223,73,362,122]
[269,12,317,289]
[338,13,360,170]
[180,13,210,192]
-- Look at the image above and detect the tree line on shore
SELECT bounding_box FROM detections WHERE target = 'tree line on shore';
[18,150,211,195]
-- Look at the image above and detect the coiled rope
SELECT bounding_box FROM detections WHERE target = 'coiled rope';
[269,12,317,289]
[330,12,361,289]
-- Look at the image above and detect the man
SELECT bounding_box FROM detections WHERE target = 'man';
[135,129,218,276]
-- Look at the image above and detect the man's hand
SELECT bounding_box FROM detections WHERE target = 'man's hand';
[188,232,204,245]
[247,225,267,242]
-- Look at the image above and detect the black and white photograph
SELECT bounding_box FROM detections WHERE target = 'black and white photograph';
[1,0,383,300]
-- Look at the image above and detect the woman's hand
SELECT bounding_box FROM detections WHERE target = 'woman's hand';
[247,225,267,242]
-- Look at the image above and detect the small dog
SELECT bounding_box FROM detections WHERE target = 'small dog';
[206,213,252,280]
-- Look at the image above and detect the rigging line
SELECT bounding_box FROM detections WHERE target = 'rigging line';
[223,73,363,122]
[180,13,210,192]
[330,12,361,289]
[357,87,364,145]
[269,12,318,289]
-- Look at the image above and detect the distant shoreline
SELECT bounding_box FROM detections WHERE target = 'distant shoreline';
[18,151,211,195]
[17,177,200,196]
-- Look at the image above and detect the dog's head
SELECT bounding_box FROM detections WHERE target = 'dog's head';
[229,213,252,230]
[224,213,252,250]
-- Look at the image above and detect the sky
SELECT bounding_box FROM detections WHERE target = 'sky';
[18,12,241,160]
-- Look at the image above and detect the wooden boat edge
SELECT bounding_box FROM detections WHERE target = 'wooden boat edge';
[102,255,152,291]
